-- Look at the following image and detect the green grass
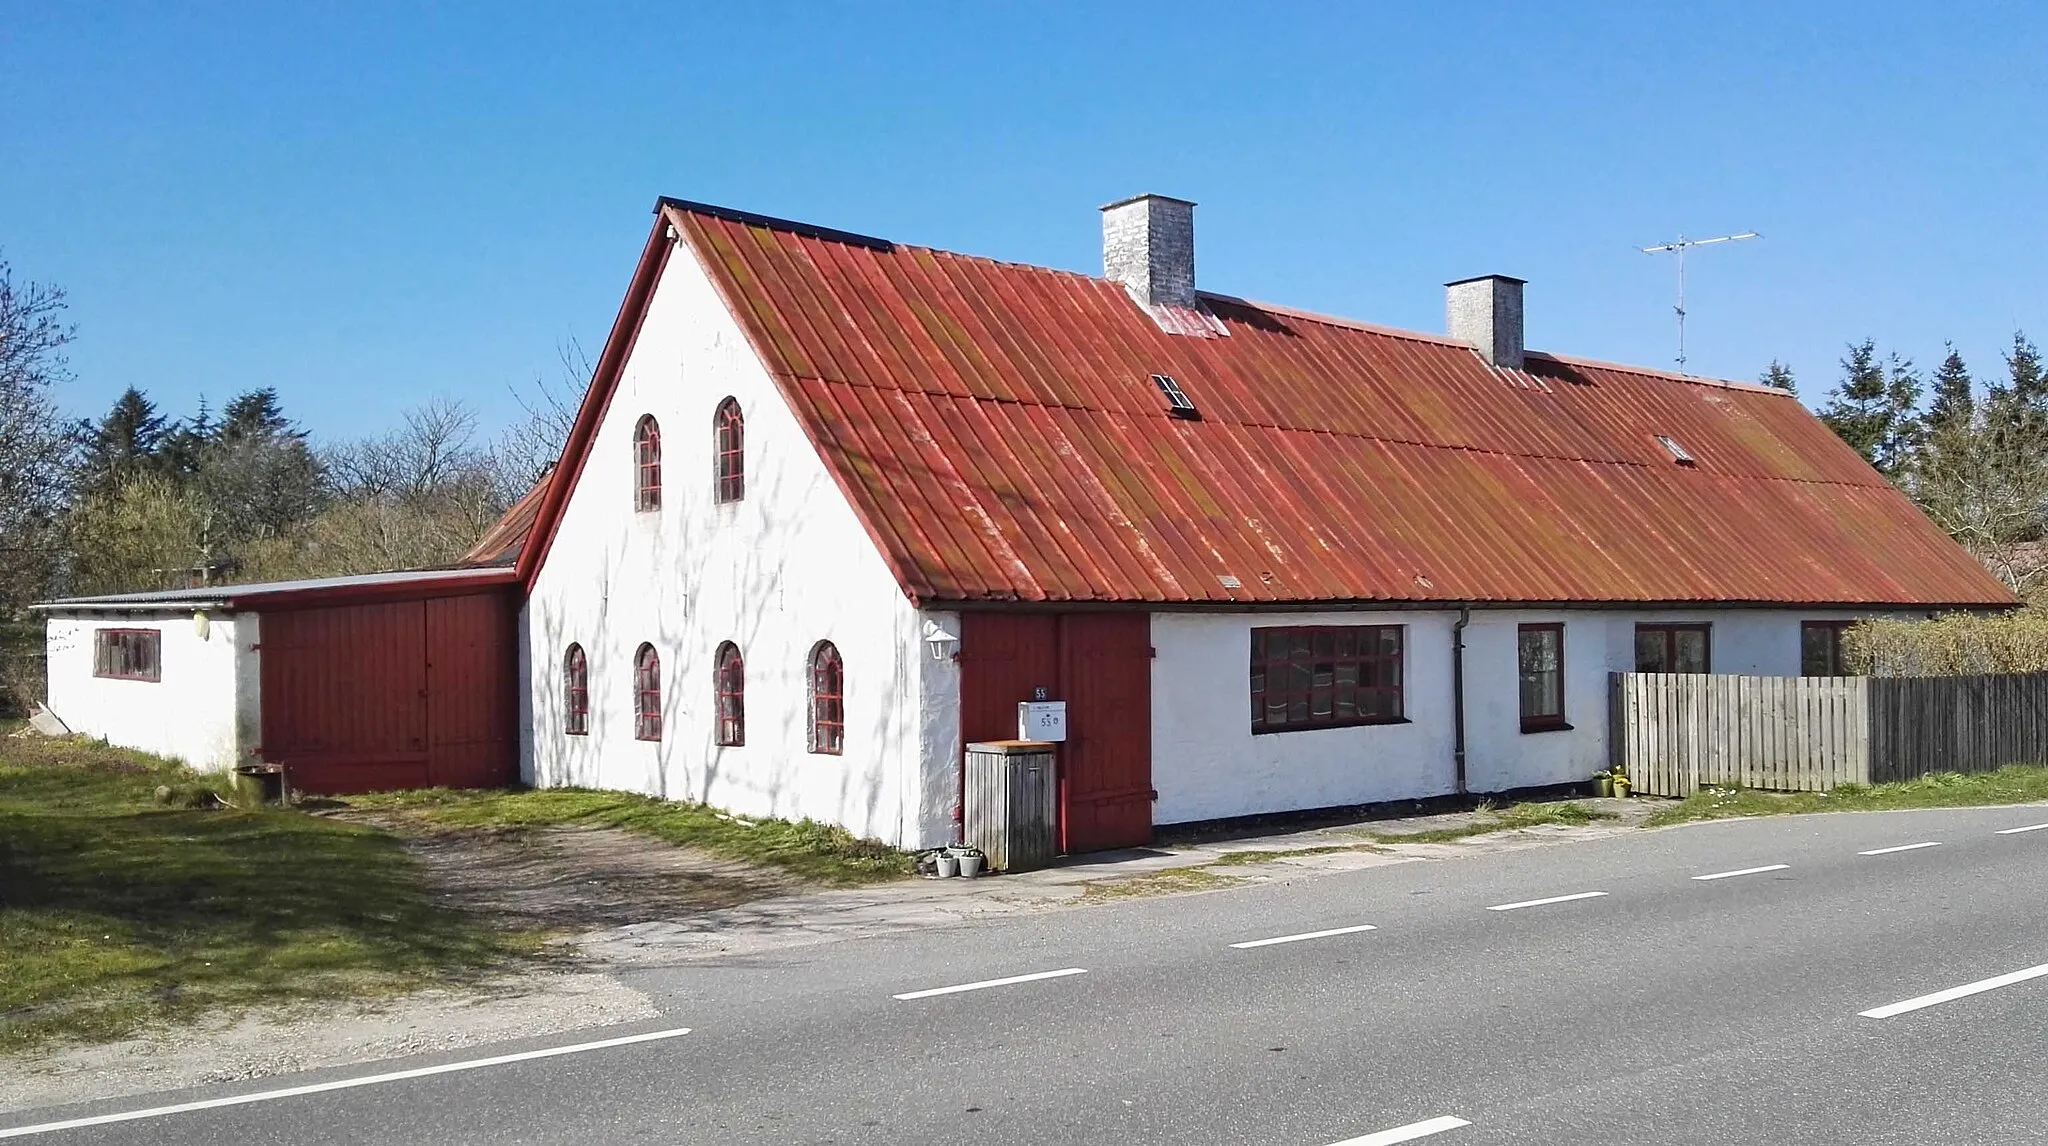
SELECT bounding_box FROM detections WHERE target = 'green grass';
[1367,800,1616,844]
[0,732,532,1054]
[1077,866,1246,902]
[340,787,914,885]
[1207,842,1388,866]
[1644,765,2048,828]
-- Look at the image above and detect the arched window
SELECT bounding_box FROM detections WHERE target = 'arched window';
[633,415,661,512]
[563,644,589,736]
[807,641,844,755]
[633,643,662,741]
[714,641,745,746]
[713,398,744,503]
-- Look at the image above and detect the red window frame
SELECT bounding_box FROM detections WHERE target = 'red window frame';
[808,641,844,755]
[1250,625,1404,733]
[714,641,745,747]
[714,398,744,504]
[633,415,661,512]
[1801,621,1853,677]
[563,644,590,736]
[1517,623,1568,732]
[1635,624,1712,673]
[633,643,662,741]
[93,628,161,682]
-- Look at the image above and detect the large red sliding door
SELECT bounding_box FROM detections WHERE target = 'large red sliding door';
[958,612,1153,853]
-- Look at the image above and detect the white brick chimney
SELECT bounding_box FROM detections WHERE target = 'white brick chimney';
[1445,274,1526,370]
[1101,194,1196,309]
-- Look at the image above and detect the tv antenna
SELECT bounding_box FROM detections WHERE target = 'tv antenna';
[1639,231,1758,371]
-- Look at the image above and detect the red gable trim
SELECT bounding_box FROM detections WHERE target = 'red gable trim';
[516,212,675,591]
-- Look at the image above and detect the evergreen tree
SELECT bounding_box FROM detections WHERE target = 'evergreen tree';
[217,388,300,442]
[1759,360,1797,394]
[1818,340,1922,478]
[76,387,170,492]
[1925,344,1975,435]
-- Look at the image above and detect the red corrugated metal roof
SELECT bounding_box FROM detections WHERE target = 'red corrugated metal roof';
[530,198,2015,609]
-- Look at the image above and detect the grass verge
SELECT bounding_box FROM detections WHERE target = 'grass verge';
[1367,800,1615,844]
[0,732,535,1055]
[339,787,914,885]
[1643,765,2048,828]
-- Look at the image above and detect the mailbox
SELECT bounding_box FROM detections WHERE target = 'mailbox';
[1017,700,1067,742]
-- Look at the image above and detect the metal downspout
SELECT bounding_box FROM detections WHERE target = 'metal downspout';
[1452,605,1471,795]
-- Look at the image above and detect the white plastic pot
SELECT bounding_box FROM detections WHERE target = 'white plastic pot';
[958,853,984,878]
[935,853,960,878]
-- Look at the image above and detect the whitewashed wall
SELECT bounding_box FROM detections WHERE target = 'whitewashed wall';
[523,238,952,848]
[1153,607,1896,824]
[43,611,260,772]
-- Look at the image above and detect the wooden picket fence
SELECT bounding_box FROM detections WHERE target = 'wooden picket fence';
[1611,671,2048,796]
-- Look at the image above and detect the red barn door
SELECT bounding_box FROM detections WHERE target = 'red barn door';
[958,612,1153,854]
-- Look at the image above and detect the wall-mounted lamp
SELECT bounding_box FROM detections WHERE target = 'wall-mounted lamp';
[192,610,211,640]
[923,620,959,662]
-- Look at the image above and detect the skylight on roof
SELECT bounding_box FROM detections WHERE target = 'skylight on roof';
[1153,373,1200,420]
[1655,435,1697,465]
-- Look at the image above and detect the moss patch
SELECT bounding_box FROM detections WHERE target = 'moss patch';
[1367,800,1616,844]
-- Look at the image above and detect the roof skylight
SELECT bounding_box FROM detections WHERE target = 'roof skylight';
[1655,435,1697,465]
[1153,373,1200,420]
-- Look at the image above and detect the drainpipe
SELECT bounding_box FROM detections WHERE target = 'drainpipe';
[1452,605,1471,796]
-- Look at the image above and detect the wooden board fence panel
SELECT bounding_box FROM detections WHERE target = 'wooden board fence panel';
[1611,673,1869,796]
[1867,672,2048,783]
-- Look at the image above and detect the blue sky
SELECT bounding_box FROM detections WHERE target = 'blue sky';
[4,2,2044,439]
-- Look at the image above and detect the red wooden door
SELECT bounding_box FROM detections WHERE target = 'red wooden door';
[1056,614,1153,853]
[424,594,518,788]
[958,612,1153,854]
[259,601,430,793]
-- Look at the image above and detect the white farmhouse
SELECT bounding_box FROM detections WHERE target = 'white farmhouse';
[507,193,2014,852]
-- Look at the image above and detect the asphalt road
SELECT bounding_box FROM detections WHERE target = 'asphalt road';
[7,805,2048,1145]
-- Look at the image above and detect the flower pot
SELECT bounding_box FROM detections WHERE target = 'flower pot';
[1593,775,1614,798]
[935,853,960,878]
[1613,780,1632,799]
[958,853,984,878]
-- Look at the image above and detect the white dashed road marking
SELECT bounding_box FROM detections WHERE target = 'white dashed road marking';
[1231,924,1379,949]
[1995,823,2048,835]
[1861,962,2048,1019]
[892,968,1087,1000]
[1691,864,1790,881]
[1326,1114,1473,1145]
[1858,842,1941,856]
[1486,891,1608,912]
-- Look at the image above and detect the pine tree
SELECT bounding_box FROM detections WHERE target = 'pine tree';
[1818,340,1922,478]
[1925,344,1974,434]
[217,388,300,442]
[1759,360,1797,394]
[76,387,170,492]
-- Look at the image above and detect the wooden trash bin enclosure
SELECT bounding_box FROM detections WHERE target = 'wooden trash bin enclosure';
[965,741,1057,873]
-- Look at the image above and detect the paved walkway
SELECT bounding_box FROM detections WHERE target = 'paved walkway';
[577,796,1660,965]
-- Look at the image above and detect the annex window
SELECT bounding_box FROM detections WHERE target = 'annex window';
[714,397,744,503]
[1635,624,1711,674]
[93,629,160,682]
[633,415,661,512]
[1517,624,1567,732]
[633,643,662,741]
[1801,621,1853,677]
[563,644,589,736]
[1250,625,1404,732]
[714,641,745,746]
[808,641,844,755]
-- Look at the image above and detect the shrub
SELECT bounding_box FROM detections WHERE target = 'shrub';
[1845,608,2048,677]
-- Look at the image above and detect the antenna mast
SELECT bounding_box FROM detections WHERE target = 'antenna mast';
[1639,231,1758,371]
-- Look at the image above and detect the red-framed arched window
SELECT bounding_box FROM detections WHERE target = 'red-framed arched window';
[713,398,744,503]
[563,644,589,736]
[633,415,661,512]
[714,641,745,746]
[633,643,662,741]
[808,641,844,755]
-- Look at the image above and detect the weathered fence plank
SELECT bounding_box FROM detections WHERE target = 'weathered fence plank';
[1612,672,1871,796]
